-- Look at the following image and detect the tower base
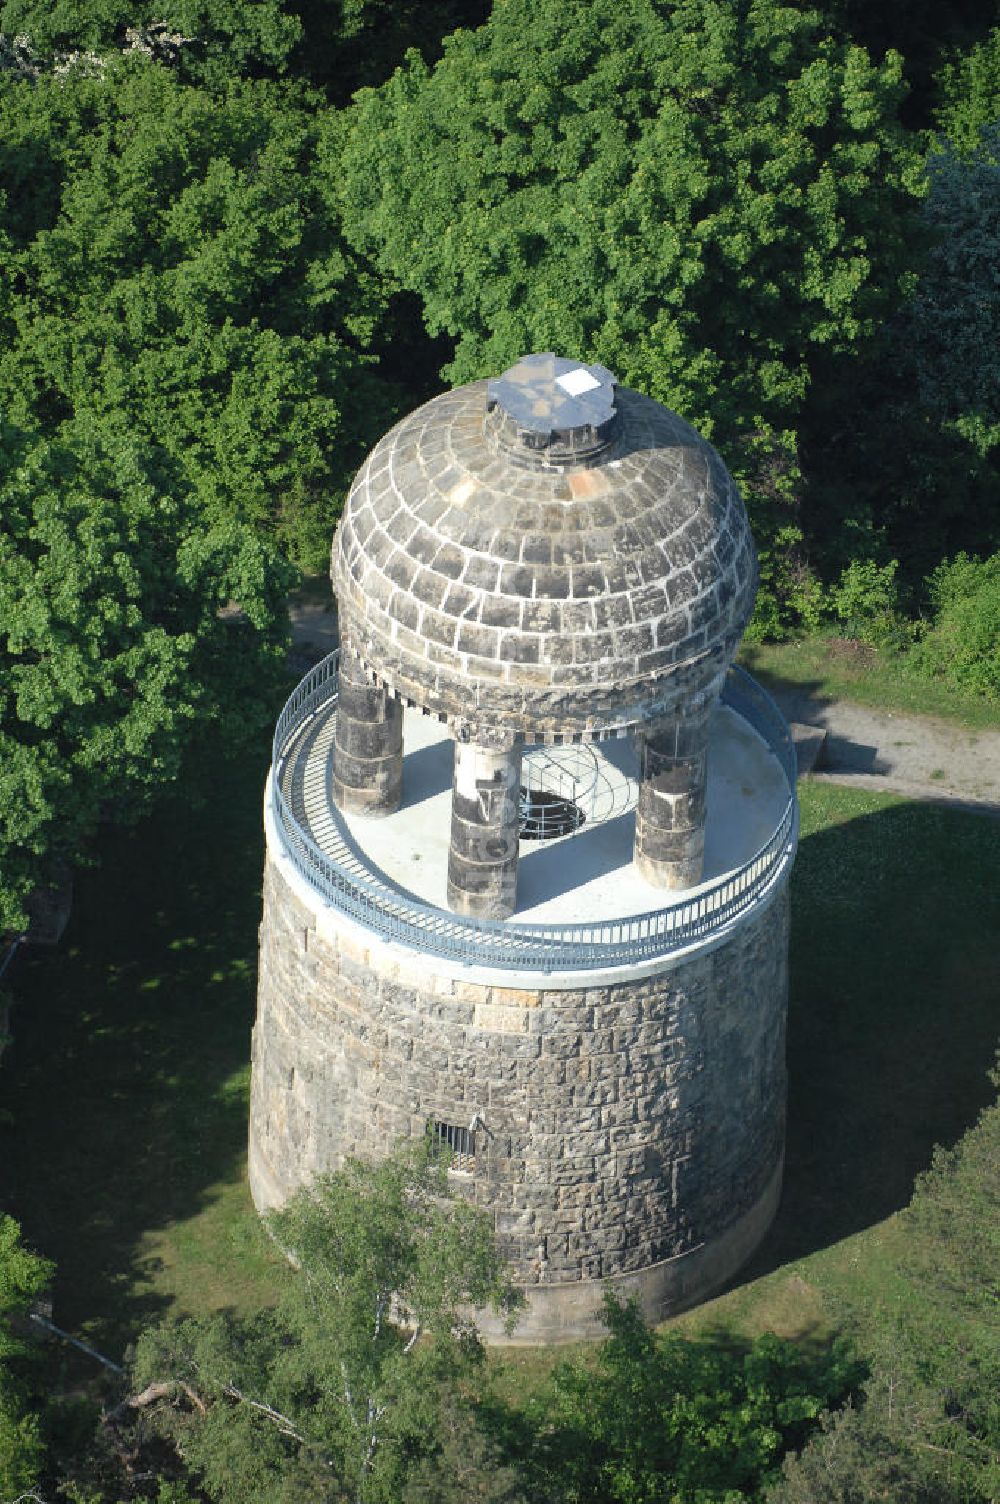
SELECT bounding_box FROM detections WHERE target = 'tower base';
[474,1155,782,1343]
[250,791,790,1341]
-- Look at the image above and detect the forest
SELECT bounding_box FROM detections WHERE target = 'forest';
[0,0,998,1499]
[1,0,999,931]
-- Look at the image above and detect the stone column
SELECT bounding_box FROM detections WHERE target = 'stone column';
[447,737,522,920]
[331,648,403,816]
[634,707,711,890]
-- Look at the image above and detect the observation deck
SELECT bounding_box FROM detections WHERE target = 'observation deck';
[267,653,798,975]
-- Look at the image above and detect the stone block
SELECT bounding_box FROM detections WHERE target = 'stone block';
[474,1002,529,1034]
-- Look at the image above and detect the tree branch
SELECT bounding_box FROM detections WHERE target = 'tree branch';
[341,1361,363,1435]
[355,1402,387,1504]
[29,1312,124,1373]
[104,1378,207,1425]
[222,1385,306,1442]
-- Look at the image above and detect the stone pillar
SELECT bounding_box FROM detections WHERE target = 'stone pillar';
[634,707,711,890]
[331,648,403,816]
[447,737,522,920]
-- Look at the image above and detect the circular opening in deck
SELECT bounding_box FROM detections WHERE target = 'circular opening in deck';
[518,788,587,841]
[518,742,600,841]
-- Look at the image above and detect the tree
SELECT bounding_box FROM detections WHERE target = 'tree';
[0,419,296,930]
[493,1294,862,1504]
[0,54,401,566]
[935,24,1000,156]
[130,1140,522,1503]
[291,0,490,101]
[0,1215,52,1499]
[797,114,1000,591]
[771,1060,1000,1503]
[0,0,493,97]
[909,551,1000,700]
[0,42,417,924]
[904,126,1000,462]
[822,0,995,132]
[0,0,303,86]
[768,1398,960,1503]
[336,0,920,629]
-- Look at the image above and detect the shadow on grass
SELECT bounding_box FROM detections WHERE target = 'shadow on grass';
[2,729,998,1358]
[0,742,277,1353]
[747,787,1000,1279]
[735,653,833,728]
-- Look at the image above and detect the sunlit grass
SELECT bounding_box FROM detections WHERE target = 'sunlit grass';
[739,634,999,730]
[134,1172,289,1324]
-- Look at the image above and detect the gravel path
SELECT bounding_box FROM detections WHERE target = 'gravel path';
[289,603,1000,815]
[763,686,1000,814]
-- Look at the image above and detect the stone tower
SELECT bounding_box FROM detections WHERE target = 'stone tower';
[249,354,798,1342]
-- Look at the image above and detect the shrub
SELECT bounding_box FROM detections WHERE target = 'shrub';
[909,552,1000,699]
[828,559,906,646]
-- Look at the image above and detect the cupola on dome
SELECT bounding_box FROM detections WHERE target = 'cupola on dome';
[333,353,757,746]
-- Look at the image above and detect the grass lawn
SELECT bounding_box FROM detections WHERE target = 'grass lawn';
[0,743,291,1362]
[1,733,998,1394]
[675,781,1000,1355]
[739,634,1000,730]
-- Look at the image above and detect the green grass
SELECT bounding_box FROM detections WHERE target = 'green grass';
[739,634,1000,730]
[673,781,1000,1357]
[1,752,998,1399]
[289,571,337,608]
[0,745,290,1361]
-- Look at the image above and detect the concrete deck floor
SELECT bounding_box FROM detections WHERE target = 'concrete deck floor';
[332,705,790,924]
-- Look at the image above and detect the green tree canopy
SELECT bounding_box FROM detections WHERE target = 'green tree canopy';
[292,0,490,100]
[797,107,1000,588]
[0,0,491,95]
[0,47,405,924]
[0,0,303,85]
[0,1215,52,1498]
[904,124,1000,461]
[491,1294,862,1504]
[337,0,920,626]
[0,56,396,564]
[935,23,1000,154]
[0,419,296,930]
[132,1141,521,1504]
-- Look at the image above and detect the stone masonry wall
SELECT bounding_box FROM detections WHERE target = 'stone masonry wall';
[250,850,789,1332]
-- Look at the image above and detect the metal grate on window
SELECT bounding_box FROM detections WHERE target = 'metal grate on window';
[431,1120,476,1174]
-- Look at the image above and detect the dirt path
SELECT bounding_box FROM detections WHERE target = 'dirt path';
[288,602,1000,815]
[766,685,1000,815]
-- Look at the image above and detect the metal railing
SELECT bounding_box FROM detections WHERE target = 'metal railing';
[269,652,798,972]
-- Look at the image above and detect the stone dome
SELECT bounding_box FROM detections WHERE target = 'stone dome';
[333,355,757,745]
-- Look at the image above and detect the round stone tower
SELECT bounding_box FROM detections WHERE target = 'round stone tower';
[249,354,798,1342]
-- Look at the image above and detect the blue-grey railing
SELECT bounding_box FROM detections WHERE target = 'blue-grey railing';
[270,653,798,972]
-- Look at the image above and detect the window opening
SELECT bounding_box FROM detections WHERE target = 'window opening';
[431,1120,476,1173]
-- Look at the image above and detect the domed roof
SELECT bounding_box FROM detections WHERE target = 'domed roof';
[333,356,757,744]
